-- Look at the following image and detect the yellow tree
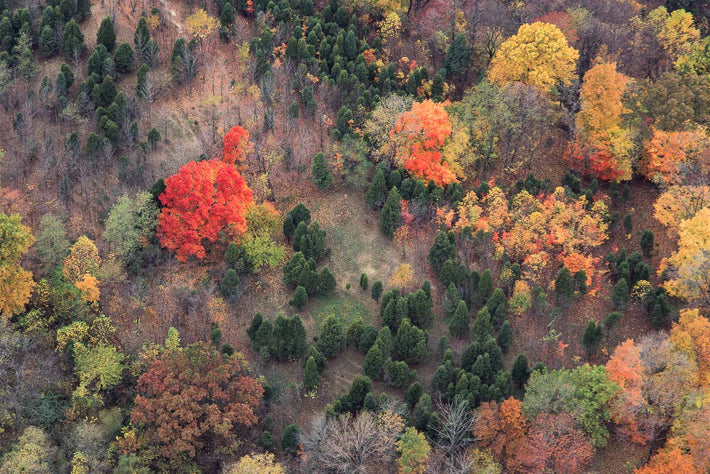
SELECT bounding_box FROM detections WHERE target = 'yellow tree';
[488,22,578,91]
[63,236,101,283]
[185,9,218,42]
[390,263,414,291]
[575,62,634,181]
[662,208,710,306]
[76,274,100,303]
[641,128,709,186]
[396,427,430,473]
[657,7,700,64]
[654,185,710,236]
[226,453,285,474]
[0,213,35,319]
[670,309,710,387]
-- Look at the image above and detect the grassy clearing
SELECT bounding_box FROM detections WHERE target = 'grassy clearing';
[307,291,371,328]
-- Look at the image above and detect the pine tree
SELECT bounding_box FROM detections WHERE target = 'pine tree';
[247,313,263,341]
[497,320,513,353]
[281,424,301,452]
[511,353,530,388]
[303,356,320,391]
[220,269,240,299]
[364,343,385,379]
[640,230,654,258]
[76,0,91,20]
[623,213,633,233]
[554,267,575,309]
[380,187,402,238]
[289,285,308,310]
[311,152,333,190]
[574,270,588,295]
[39,25,57,58]
[371,280,383,301]
[650,293,670,328]
[471,306,493,342]
[253,319,273,353]
[443,33,471,76]
[449,300,470,338]
[428,232,457,272]
[612,278,629,311]
[431,73,444,101]
[366,167,388,210]
[476,270,494,307]
[360,273,368,290]
[317,316,344,358]
[582,321,603,354]
[318,267,336,295]
[96,16,116,52]
[114,43,135,73]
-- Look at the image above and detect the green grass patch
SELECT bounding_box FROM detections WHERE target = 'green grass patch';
[309,292,371,328]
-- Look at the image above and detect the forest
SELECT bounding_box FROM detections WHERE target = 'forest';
[0,0,709,472]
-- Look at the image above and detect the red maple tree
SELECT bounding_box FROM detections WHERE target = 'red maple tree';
[131,342,263,463]
[157,159,253,261]
[222,125,253,165]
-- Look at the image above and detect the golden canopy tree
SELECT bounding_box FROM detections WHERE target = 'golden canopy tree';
[63,236,101,283]
[0,213,35,319]
[574,62,634,181]
[654,185,710,236]
[662,208,710,306]
[670,309,710,387]
[488,22,578,91]
[640,128,709,186]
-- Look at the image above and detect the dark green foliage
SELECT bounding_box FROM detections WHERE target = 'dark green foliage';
[443,282,461,319]
[358,325,378,353]
[461,341,482,372]
[366,166,388,210]
[438,336,450,358]
[449,300,469,338]
[486,288,506,325]
[281,424,301,452]
[76,0,91,20]
[640,230,654,258]
[258,430,274,448]
[379,187,402,238]
[405,382,423,408]
[497,320,513,353]
[444,34,471,76]
[413,394,433,431]
[247,313,263,341]
[471,307,493,343]
[363,392,377,411]
[210,325,222,346]
[440,259,457,289]
[650,293,670,328]
[220,269,240,299]
[371,280,383,301]
[292,221,307,251]
[360,273,368,290]
[612,278,629,311]
[289,286,308,310]
[62,19,86,59]
[225,242,247,272]
[531,285,549,316]
[303,345,327,374]
[394,318,427,364]
[295,222,329,261]
[317,267,336,294]
[61,64,75,88]
[39,26,57,58]
[385,359,416,388]
[317,316,344,358]
[428,231,457,272]
[623,213,633,233]
[554,267,575,309]
[114,43,135,73]
[147,128,161,149]
[220,0,235,31]
[253,319,273,353]
[431,73,444,101]
[603,311,622,332]
[511,354,530,388]
[375,326,393,358]
[97,16,116,52]
[349,375,372,410]
[476,270,494,307]
[407,289,434,328]
[303,356,320,391]
[363,343,385,379]
[574,270,588,295]
[582,321,603,354]
[346,318,365,347]
[311,152,333,190]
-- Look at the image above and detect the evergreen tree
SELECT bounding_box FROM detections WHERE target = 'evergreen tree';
[349,375,372,410]
[39,25,57,58]
[134,16,150,55]
[582,321,603,354]
[97,16,116,52]
[531,285,548,316]
[471,306,493,342]
[317,316,344,358]
[386,360,415,388]
[449,300,470,338]
[574,270,588,295]
[360,273,368,290]
[289,285,308,310]
[428,231,457,272]
[253,319,273,353]
[303,356,320,391]
[258,430,274,448]
[431,73,444,101]
[363,343,385,379]
[247,313,263,341]
[62,20,86,59]
[603,311,622,333]
[343,30,357,61]
[375,326,393,358]
[476,270,494,307]
[61,63,75,88]
[281,424,301,452]
[379,187,402,238]
[283,203,311,239]
[554,267,575,309]
[612,278,629,311]
[366,167,388,210]
[497,320,513,353]
[640,230,654,258]
[371,280,383,301]
[394,318,427,364]
[442,283,461,320]
[220,0,235,31]
[358,325,378,353]
[439,259,457,289]
[407,289,434,328]
[272,314,307,360]
[443,33,471,76]
[114,43,135,73]
[220,269,240,299]
[623,212,633,233]
[76,0,91,20]
[511,353,530,388]
[318,267,336,294]
[405,381,423,408]
[311,152,333,190]
[650,293,670,328]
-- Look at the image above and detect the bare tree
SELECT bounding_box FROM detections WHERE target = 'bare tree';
[434,399,474,468]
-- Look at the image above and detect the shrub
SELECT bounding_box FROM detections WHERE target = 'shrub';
[281,424,301,453]
[289,286,308,310]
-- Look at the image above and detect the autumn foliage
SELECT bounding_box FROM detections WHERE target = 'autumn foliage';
[222,125,253,165]
[0,213,35,319]
[640,128,709,186]
[157,159,254,261]
[390,99,457,186]
[517,413,594,472]
[131,342,263,463]
[474,398,527,469]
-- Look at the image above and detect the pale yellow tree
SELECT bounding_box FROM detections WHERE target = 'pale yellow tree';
[226,453,285,474]
[390,263,414,291]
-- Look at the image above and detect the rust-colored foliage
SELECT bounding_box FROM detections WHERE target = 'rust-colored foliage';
[131,342,263,462]
[640,128,709,186]
[474,398,527,468]
[222,125,253,165]
[635,446,698,474]
[157,159,254,261]
[515,413,594,473]
[390,99,457,186]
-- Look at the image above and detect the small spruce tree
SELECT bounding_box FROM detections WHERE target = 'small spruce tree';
[366,167,388,210]
[311,152,333,190]
[379,187,402,238]
[289,285,308,310]
[449,300,470,338]
[612,278,629,311]
[554,267,575,309]
[497,320,513,353]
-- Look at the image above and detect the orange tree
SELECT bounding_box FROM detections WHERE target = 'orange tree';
[157,159,253,261]
[131,341,263,466]
[222,125,253,165]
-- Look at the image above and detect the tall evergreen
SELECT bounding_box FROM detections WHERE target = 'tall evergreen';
[379,187,402,238]
[612,278,629,311]
[311,152,333,190]
[444,33,471,76]
[366,166,388,210]
[449,300,470,338]
[303,356,320,391]
[554,267,575,309]
[96,16,116,52]
[497,320,513,353]
[62,19,86,59]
